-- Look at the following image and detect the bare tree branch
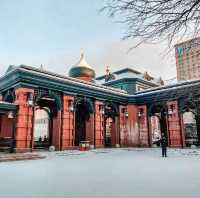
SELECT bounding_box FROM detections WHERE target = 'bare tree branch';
[102,0,200,47]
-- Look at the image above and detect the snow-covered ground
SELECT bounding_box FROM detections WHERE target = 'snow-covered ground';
[0,148,200,198]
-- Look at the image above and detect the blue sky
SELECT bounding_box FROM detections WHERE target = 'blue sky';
[0,0,176,80]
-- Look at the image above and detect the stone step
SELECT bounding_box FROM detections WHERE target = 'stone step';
[0,153,46,162]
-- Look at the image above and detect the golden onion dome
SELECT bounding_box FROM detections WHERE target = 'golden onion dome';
[69,49,95,81]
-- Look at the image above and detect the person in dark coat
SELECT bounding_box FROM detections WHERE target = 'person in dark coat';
[160,133,168,157]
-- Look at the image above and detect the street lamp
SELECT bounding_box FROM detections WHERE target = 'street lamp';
[121,107,128,118]
[8,111,14,119]
[168,108,173,116]
[28,93,34,107]
[168,104,175,116]
[69,101,74,112]
[138,109,143,118]
[125,110,129,118]
[99,105,105,115]
[137,108,144,147]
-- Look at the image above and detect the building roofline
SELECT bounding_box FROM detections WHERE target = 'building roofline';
[133,78,200,97]
[9,65,128,96]
[174,36,200,47]
[2,64,200,103]
[102,77,159,87]
[96,67,142,80]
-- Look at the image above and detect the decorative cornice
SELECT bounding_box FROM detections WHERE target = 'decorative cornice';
[0,102,18,112]
[1,65,200,106]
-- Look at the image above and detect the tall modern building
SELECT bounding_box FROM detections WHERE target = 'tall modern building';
[175,37,200,81]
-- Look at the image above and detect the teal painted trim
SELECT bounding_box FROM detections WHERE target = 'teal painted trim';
[0,103,18,112]
[0,68,128,104]
[2,65,200,107]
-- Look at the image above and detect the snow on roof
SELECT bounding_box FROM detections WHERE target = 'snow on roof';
[0,101,17,105]
[96,67,159,85]
[96,67,141,80]
[134,78,200,97]
[10,65,128,96]
[2,65,200,99]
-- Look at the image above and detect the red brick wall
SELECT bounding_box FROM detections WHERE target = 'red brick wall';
[122,105,150,147]
[52,111,61,150]
[119,106,128,147]
[86,114,95,146]
[137,105,149,147]
[111,119,117,146]
[167,101,183,147]
[0,115,13,138]
[126,105,139,146]
[94,101,104,148]
[61,95,74,150]
[114,116,120,146]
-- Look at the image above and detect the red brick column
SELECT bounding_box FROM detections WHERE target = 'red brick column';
[86,114,95,147]
[180,113,186,147]
[61,95,74,150]
[0,94,3,101]
[114,116,120,147]
[119,106,128,147]
[138,105,149,147]
[167,101,183,147]
[125,105,138,146]
[94,101,104,148]
[14,88,34,153]
[52,110,62,150]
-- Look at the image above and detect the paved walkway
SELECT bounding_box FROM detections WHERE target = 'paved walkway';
[0,148,200,198]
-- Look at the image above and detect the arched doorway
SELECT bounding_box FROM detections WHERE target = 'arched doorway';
[33,108,50,149]
[150,116,161,146]
[33,93,61,150]
[74,98,93,146]
[149,104,168,147]
[183,112,198,146]
[104,102,119,148]
[181,96,200,146]
[3,90,14,103]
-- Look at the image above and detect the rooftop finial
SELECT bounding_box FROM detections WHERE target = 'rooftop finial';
[80,48,84,60]
[40,64,44,70]
[72,49,92,69]
[106,65,110,75]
